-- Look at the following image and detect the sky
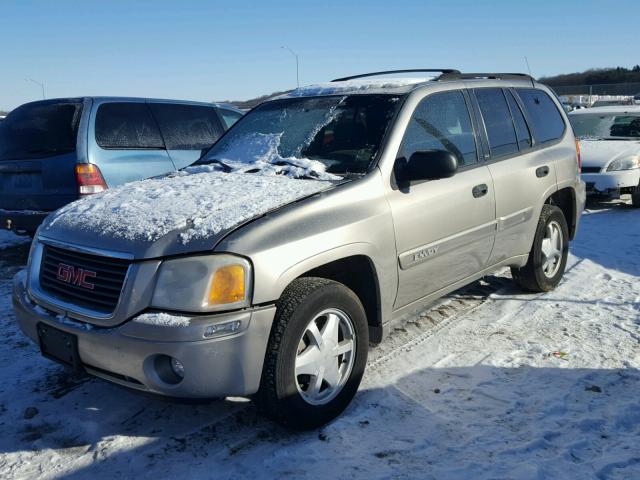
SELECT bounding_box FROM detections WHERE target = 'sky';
[1,0,639,110]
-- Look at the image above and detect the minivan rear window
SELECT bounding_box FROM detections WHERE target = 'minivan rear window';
[149,103,223,150]
[515,88,566,144]
[0,101,83,161]
[95,103,164,149]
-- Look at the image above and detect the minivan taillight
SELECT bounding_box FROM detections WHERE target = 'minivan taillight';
[575,139,581,173]
[75,164,107,195]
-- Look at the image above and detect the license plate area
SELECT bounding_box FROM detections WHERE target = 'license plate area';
[37,322,84,372]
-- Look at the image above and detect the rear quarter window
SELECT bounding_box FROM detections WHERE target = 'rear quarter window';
[515,88,566,144]
[95,103,164,149]
[218,109,243,129]
[149,103,223,150]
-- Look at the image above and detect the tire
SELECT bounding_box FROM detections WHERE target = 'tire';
[255,277,369,430]
[631,184,640,208]
[511,204,569,293]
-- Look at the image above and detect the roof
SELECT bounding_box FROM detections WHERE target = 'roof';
[10,97,242,113]
[569,105,640,115]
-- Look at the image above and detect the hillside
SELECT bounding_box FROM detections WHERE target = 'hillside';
[540,66,640,86]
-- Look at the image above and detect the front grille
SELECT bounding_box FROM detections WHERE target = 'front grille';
[581,166,602,174]
[39,245,130,314]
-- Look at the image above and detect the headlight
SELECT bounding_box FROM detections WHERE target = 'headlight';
[607,156,640,171]
[151,255,252,312]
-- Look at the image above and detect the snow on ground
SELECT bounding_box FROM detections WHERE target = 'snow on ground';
[45,171,331,244]
[0,204,639,479]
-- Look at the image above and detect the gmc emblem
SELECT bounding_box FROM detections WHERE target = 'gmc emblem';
[56,263,96,290]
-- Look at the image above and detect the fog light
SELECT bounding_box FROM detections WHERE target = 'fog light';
[204,320,242,338]
[171,358,185,379]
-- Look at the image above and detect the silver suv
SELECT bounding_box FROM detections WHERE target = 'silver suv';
[13,70,586,429]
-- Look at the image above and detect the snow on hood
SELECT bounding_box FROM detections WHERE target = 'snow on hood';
[198,131,341,181]
[44,170,332,244]
[578,139,640,167]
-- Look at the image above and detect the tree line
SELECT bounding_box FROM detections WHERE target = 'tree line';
[540,66,640,87]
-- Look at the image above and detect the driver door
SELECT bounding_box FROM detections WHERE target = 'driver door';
[386,90,496,309]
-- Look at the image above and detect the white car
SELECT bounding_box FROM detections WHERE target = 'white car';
[569,106,640,207]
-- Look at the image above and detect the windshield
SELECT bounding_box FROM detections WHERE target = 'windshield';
[198,95,401,179]
[570,113,640,140]
[0,100,83,161]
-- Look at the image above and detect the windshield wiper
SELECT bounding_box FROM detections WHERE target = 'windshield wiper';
[193,158,233,172]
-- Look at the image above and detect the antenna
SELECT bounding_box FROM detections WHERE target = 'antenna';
[524,56,533,77]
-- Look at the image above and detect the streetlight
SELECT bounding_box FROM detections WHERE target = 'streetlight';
[281,46,299,88]
[25,78,45,99]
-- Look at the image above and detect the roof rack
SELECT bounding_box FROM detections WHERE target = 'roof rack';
[331,69,461,82]
[438,72,535,84]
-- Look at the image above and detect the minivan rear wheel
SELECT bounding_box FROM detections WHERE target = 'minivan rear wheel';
[631,183,640,208]
[255,277,368,430]
[511,204,569,292]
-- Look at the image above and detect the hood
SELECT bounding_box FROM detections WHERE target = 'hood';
[40,170,332,259]
[578,139,640,168]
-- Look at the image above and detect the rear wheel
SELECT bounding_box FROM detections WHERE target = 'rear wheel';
[511,204,569,292]
[255,277,368,430]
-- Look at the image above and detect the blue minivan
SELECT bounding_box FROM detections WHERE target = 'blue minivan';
[0,97,243,235]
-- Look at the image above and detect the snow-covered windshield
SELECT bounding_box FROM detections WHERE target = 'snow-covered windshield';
[197,95,401,179]
[570,113,640,140]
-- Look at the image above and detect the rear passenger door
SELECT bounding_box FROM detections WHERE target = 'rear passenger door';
[473,88,561,265]
[89,101,175,187]
[387,90,496,308]
[148,102,225,170]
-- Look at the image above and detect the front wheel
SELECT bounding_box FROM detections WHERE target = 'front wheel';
[511,204,569,292]
[255,277,369,430]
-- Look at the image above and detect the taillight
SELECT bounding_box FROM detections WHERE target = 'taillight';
[575,139,581,173]
[75,164,107,195]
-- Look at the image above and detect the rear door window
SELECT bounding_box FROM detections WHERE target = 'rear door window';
[95,103,164,149]
[505,90,532,150]
[475,88,519,157]
[515,88,566,143]
[400,90,478,167]
[149,103,224,150]
[218,108,243,129]
[0,101,83,160]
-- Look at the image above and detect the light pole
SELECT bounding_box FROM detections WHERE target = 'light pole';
[25,78,45,99]
[281,46,299,88]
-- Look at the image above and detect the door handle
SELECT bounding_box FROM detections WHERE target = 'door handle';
[472,184,489,198]
[536,166,550,178]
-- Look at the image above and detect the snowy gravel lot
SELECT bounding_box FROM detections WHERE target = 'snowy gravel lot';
[0,203,638,480]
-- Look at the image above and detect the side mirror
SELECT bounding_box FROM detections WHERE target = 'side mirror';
[401,150,458,182]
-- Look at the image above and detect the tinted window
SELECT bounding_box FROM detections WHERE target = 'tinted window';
[475,88,518,157]
[516,88,565,143]
[0,101,82,161]
[505,90,532,150]
[218,109,243,129]
[149,103,223,150]
[95,103,164,149]
[203,95,400,175]
[400,91,477,166]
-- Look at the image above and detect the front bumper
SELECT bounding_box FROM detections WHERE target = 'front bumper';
[13,271,275,398]
[0,209,50,235]
[581,170,640,197]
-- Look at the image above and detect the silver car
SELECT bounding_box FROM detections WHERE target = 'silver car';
[13,70,586,429]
